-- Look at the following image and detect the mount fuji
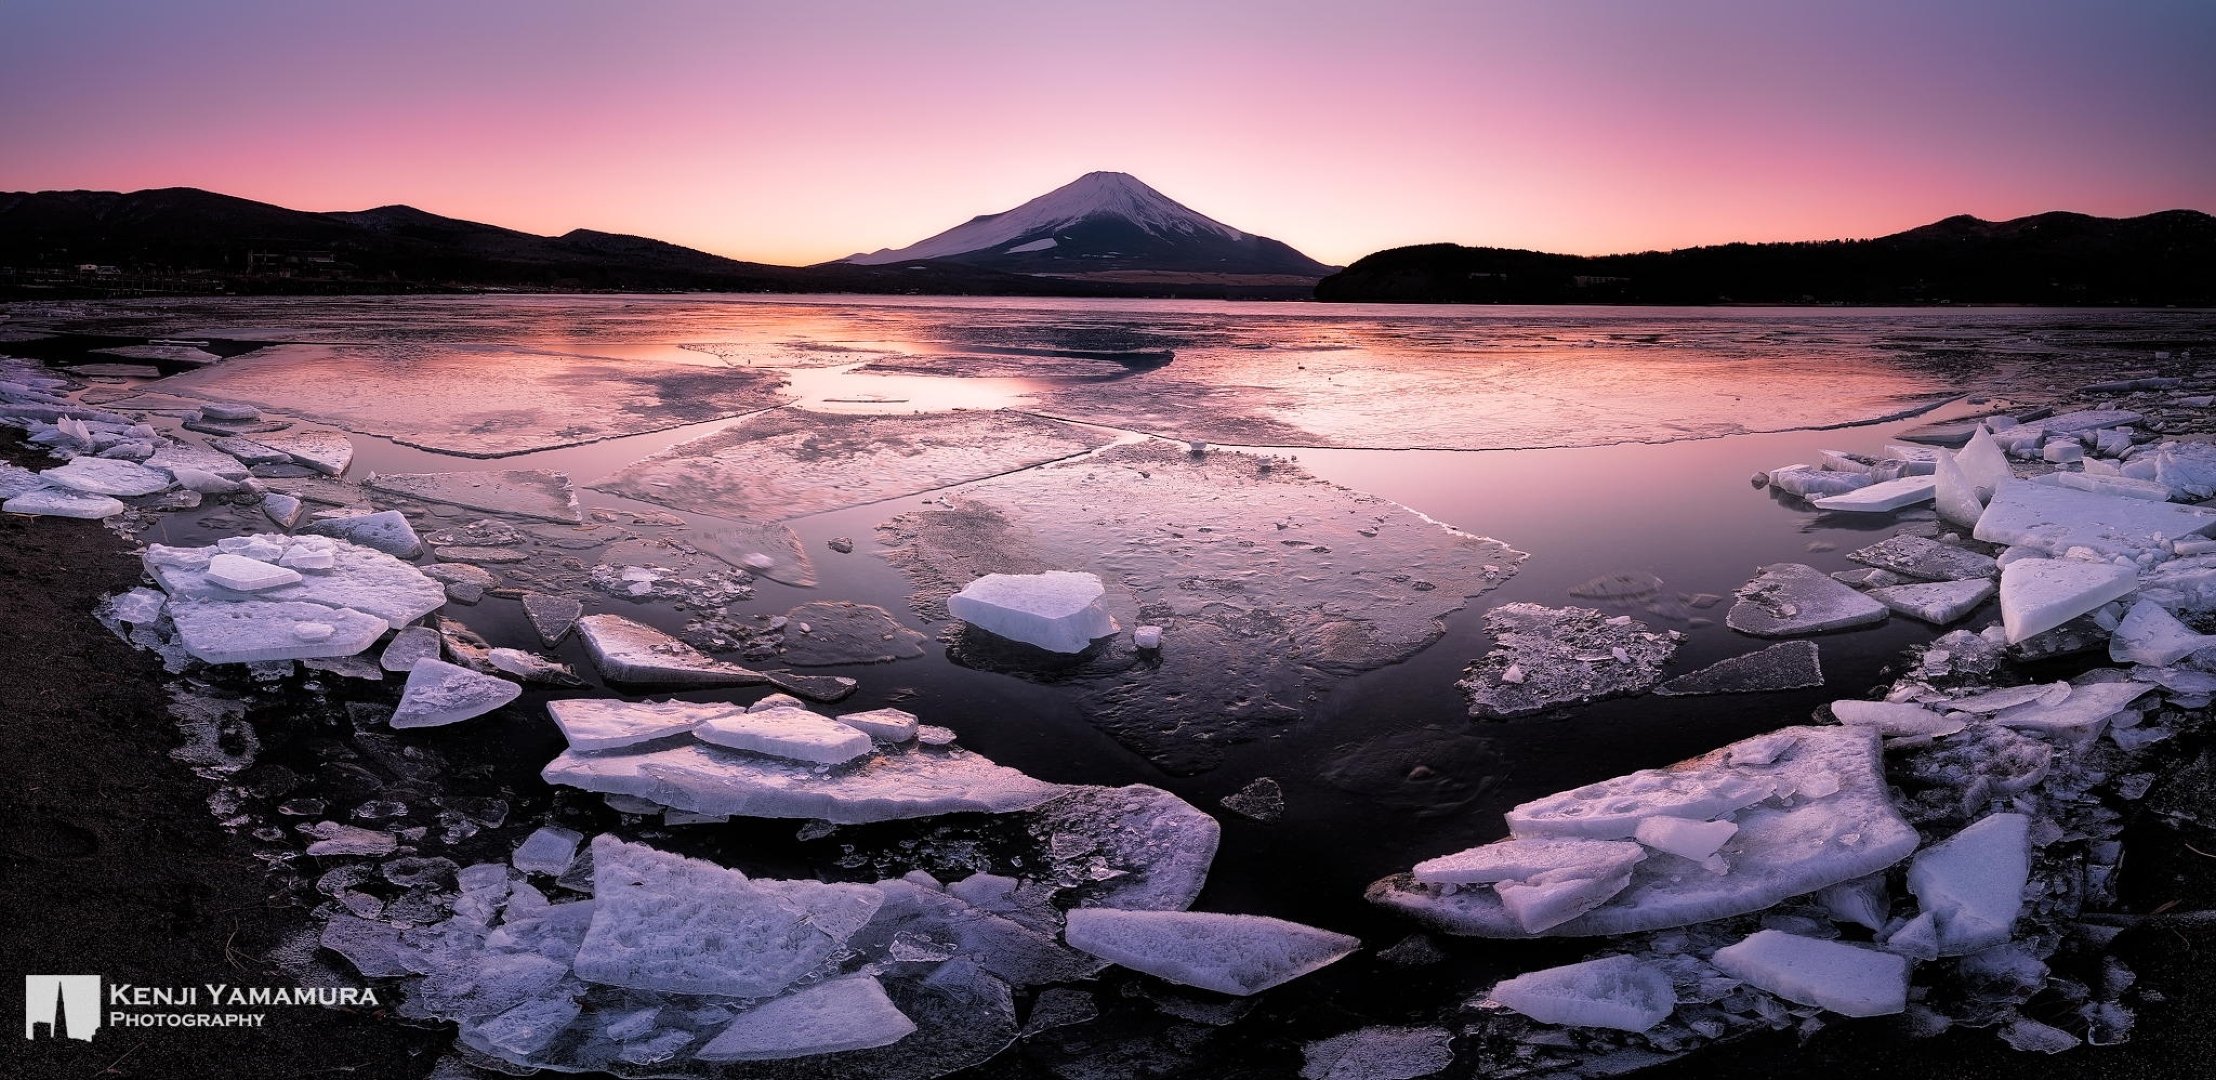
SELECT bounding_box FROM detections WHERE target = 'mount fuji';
[841,172,1335,281]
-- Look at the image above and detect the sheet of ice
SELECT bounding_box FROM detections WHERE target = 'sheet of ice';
[160,340,792,456]
[572,835,880,998]
[145,441,249,482]
[1930,446,1986,527]
[775,601,930,666]
[541,741,1066,823]
[1459,604,1680,718]
[1496,865,1637,933]
[4,487,126,519]
[1765,464,1872,499]
[1831,699,1966,738]
[1956,424,2016,498]
[303,509,424,558]
[205,552,302,592]
[2041,470,2175,502]
[946,571,1118,653]
[512,826,584,876]
[1485,955,1677,1032]
[1026,784,1220,911]
[1973,481,2216,558]
[1725,563,1888,636]
[520,593,582,646]
[1866,578,1996,625]
[2151,441,2216,499]
[694,975,916,1062]
[366,469,583,524]
[168,598,387,664]
[1989,680,2153,733]
[1298,1025,1456,1080]
[1846,535,1997,581]
[1810,475,1934,512]
[695,704,875,765]
[1907,812,2029,956]
[880,441,1524,772]
[854,876,1103,987]
[836,706,920,742]
[380,625,443,672]
[1655,640,1822,696]
[2110,599,2216,665]
[391,657,522,728]
[546,697,727,751]
[39,457,172,497]
[1062,908,1360,996]
[258,428,354,476]
[145,535,445,629]
[1997,558,2137,643]
[1709,930,1908,1017]
[1370,727,1920,937]
[574,613,766,687]
[1411,837,1646,886]
[593,409,1113,521]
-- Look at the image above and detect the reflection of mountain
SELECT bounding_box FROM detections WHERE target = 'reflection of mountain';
[841,172,1336,281]
[0,187,1307,299]
[1317,210,2216,305]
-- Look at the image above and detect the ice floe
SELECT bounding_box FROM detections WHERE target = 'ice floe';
[1867,578,1997,625]
[1459,603,1681,718]
[1904,812,2029,956]
[391,658,523,729]
[1710,930,1908,1017]
[573,613,766,687]
[366,469,583,524]
[1997,558,2137,644]
[694,704,875,765]
[541,740,1066,823]
[1062,908,1360,996]
[1485,955,1677,1032]
[693,974,916,1061]
[302,509,424,558]
[1655,641,1823,696]
[168,598,388,664]
[546,698,723,751]
[946,570,1118,653]
[1725,563,1888,636]
[1810,474,1934,512]
[1974,481,2216,558]
[1847,534,1997,581]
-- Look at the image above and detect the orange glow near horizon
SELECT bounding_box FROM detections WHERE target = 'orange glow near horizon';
[2,1,2211,268]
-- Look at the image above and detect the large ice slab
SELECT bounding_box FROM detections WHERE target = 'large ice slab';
[258,428,354,476]
[1810,475,1934,513]
[572,836,881,998]
[1459,603,1680,718]
[545,697,725,751]
[2110,599,2216,666]
[695,705,874,765]
[4,487,125,519]
[1655,641,1822,696]
[1986,679,2153,734]
[366,469,583,524]
[574,613,766,687]
[1973,481,2216,558]
[1907,812,2029,956]
[145,535,445,629]
[1369,726,1919,937]
[168,597,387,664]
[1866,578,1996,625]
[542,741,1067,823]
[946,571,1118,654]
[1997,558,2137,644]
[694,975,916,1062]
[1725,563,1888,636]
[41,457,172,497]
[1485,955,1677,1032]
[1846,534,1997,581]
[1063,908,1360,996]
[391,658,522,729]
[1710,930,1908,1017]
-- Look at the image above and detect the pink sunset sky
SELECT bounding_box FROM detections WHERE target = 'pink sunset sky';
[3,0,2211,267]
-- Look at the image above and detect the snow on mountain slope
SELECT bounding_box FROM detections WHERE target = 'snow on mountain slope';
[842,172,1333,277]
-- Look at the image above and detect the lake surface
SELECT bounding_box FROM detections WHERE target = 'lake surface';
[10,294,2216,1073]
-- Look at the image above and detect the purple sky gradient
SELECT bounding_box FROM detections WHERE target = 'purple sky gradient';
[2,0,2210,265]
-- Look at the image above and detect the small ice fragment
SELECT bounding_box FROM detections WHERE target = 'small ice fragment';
[833,707,919,742]
[1710,930,1908,1017]
[1486,955,1677,1032]
[693,975,916,1062]
[1633,817,1737,864]
[389,658,522,729]
[1905,812,2029,955]
[1062,908,1359,996]
[512,826,585,876]
[1133,624,1164,649]
[947,570,1118,653]
[206,552,303,592]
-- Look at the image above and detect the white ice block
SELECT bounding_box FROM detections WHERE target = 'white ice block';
[1865,578,1995,625]
[546,698,729,751]
[1956,424,2015,499]
[2110,598,2216,666]
[512,825,584,876]
[1906,812,2029,956]
[1810,475,1934,513]
[833,706,920,742]
[205,552,302,592]
[946,570,1118,653]
[694,975,916,1062]
[1974,481,2216,558]
[1725,563,1888,636]
[1710,930,1908,1017]
[1486,955,1677,1032]
[695,705,874,765]
[169,597,387,664]
[1997,558,2137,643]
[574,613,765,687]
[390,657,521,729]
[40,457,172,496]
[1411,837,1646,886]
[1632,816,1738,864]
[1063,908,1359,996]
[4,487,125,519]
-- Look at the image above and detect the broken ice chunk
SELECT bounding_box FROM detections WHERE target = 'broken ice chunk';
[574,613,766,687]
[520,593,583,647]
[512,826,584,876]
[1458,603,1680,718]
[1411,837,1646,886]
[1298,1025,1455,1080]
[1133,624,1164,650]
[834,707,920,742]
[1766,464,1872,498]
[1062,908,1359,996]
[1906,812,2028,956]
[365,469,583,524]
[1865,578,1995,625]
[303,509,423,558]
[39,456,172,497]
[1847,534,1997,581]
[1496,865,1636,933]
[379,625,442,673]
[545,698,726,751]
[390,658,522,729]
[1632,816,1737,865]
[946,570,1118,653]
[262,493,304,529]
[170,598,387,664]
[693,975,916,1062]
[4,487,126,519]
[1655,641,1822,696]
[1810,475,1934,513]
[694,705,874,765]
[572,835,881,998]
[1725,563,1888,636]
[541,740,1064,823]
[1989,679,2152,734]
[1930,446,1986,527]
[205,552,303,592]
[1829,699,1965,739]
[1955,424,2015,498]
[1710,930,1908,1017]
[1485,955,1676,1032]
[1997,558,2137,643]
[2110,598,2216,666]
[1973,481,2216,558]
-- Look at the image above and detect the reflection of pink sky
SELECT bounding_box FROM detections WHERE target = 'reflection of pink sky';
[3,2,2208,266]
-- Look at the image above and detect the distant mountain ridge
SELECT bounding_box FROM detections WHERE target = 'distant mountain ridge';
[842,171,1336,280]
[1316,209,2216,306]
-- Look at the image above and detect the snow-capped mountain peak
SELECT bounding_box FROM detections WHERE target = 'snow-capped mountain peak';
[841,172,1332,278]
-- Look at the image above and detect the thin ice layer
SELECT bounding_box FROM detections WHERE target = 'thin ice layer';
[1368,726,1920,937]
[168,597,388,664]
[1062,908,1360,996]
[541,741,1067,823]
[1459,603,1680,718]
[573,614,766,687]
[1973,480,2216,557]
[694,975,917,1062]
[1655,641,1823,696]
[366,469,584,524]
[545,698,729,751]
[1710,930,1908,1017]
[1486,955,1677,1032]
[1725,563,1889,636]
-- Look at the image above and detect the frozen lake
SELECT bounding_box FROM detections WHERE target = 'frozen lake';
[10,294,2216,1076]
